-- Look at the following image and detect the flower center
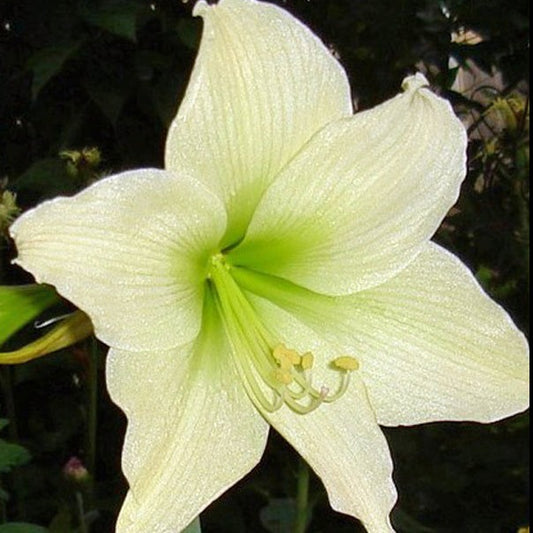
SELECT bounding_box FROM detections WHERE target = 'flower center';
[207,253,358,414]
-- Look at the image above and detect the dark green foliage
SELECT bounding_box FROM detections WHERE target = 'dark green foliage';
[0,524,48,533]
[0,420,31,475]
[0,0,528,531]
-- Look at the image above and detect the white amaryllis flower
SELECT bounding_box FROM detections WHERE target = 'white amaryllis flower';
[10,0,529,531]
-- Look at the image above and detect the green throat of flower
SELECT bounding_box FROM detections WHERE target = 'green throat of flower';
[207,253,359,415]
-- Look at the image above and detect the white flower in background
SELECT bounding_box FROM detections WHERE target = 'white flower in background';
[10,0,529,531]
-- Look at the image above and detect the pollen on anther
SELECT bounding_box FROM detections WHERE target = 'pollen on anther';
[273,368,293,385]
[333,356,359,371]
[273,344,301,366]
[300,352,314,370]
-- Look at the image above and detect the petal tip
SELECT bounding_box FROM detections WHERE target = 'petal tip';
[192,0,209,17]
[401,72,430,93]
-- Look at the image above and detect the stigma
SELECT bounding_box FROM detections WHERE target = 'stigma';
[208,254,359,415]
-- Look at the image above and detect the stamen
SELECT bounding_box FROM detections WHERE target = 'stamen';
[333,356,360,371]
[273,368,293,385]
[208,254,359,415]
[283,392,324,415]
[273,344,301,366]
[300,352,314,370]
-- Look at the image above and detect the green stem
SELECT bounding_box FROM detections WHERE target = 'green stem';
[0,487,6,523]
[76,492,88,533]
[294,457,310,533]
[86,338,98,482]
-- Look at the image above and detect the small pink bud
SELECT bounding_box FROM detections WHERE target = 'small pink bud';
[63,456,90,483]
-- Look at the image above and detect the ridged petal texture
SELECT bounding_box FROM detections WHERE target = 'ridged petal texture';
[230,74,467,295]
[246,294,397,532]
[234,242,529,427]
[165,0,352,246]
[334,243,530,425]
[107,294,269,532]
[10,170,226,351]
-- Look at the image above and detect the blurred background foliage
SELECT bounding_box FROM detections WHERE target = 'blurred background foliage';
[0,0,529,531]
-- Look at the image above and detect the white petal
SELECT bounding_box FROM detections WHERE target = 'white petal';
[231,74,467,295]
[11,169,226,351]
[348,243,530,425]
[247,295,397,531]
[236,242,529,425]
[107,294,269,532]
[166,0,351,246]
[266,381,396,533]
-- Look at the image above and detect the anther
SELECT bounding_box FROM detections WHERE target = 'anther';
[273,368,293,385]
[273,344,301,366]
[300,352,314,370]
[332,356,359,371]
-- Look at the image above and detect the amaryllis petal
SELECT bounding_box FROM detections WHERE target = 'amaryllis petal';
[107,293,269,532]
[246,294,396,532]
[235,242,529,426]
[10,170,226,352]
[266,381,396,533]
[166,0,352,246]
[343,243,529,425]
[230,75,467,295]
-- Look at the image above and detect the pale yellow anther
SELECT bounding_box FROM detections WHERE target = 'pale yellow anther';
[273,343,301,366]
[273,368,293,385]
[333,356,359,371]
[278,357,293,371]
[272,343,286,360]
[300,352,314,370]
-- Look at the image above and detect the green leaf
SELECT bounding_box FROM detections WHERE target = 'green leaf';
[260,498,297,533]
[391,508,435,532]
[12,158,76,200]
[81,0,142,41]
[47,505,73,533]
[84,76,129,126]
[0,285,60,346]
[176,19,202,50]
[182,517,202,533]
[151,67,185,127]
[0,524,49,533]
[0,439,32,474]
[27,41,83,100]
